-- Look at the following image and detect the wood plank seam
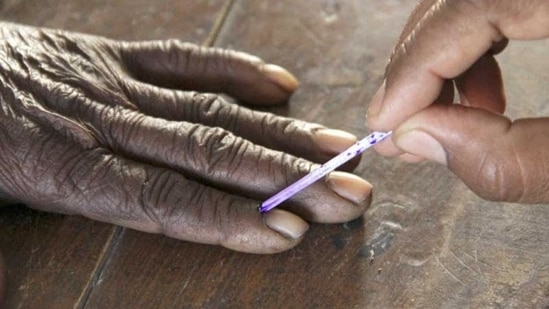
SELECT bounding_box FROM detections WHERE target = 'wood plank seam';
[74,227,123,309]
[203,0,237,47]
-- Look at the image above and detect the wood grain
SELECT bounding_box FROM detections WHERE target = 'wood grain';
[0,206,115,308]
[1,0,548,308]
[0,0,230,42]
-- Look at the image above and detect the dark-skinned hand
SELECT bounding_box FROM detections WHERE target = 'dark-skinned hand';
[0,20,374,284]
[367,0,549,203]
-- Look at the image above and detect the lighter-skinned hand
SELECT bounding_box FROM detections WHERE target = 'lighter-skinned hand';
[367,0,549,203]
[0,23,373,255]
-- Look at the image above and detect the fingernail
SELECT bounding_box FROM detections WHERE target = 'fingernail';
[264,209,309,240]
[313,128,357,154]
[366,81,386,120]
[263,64,300,92]
[395,130,447,165]
[326,171,372,204]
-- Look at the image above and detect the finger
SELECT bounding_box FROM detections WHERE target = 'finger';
[7,126,310,254]
[119,41,298,105]
[18,74,370,222]
[393,104,549,203]
[120,80,360,164]
[24,85,371,223]
[92,109,371,222]
[370,79,454,158]
[367,0,549,131]
[455,54,506,114]
[24,59,345,165]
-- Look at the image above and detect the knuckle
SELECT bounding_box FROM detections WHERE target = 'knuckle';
[139,167,228,243]
[139,168,189,232]
[193,93,238,130]
[190,121,316,198]
[474,149,524,202]
[217,198,242,242]
[200,127,246,176]
[256,110,303,141]
[262,112,297,135]
[162,40,195,69]
[259,113,321,158]
[139,169,167,228]
[158,40,206,72]
[276,151,313,188]
[162,39,198,54]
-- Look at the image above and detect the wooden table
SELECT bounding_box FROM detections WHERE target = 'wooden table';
[1,1,548,308]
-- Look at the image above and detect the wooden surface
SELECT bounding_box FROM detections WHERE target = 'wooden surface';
[1,1,548,308]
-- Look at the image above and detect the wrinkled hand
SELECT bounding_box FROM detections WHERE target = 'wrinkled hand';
[367,0,549,203]
[0,23,373,254]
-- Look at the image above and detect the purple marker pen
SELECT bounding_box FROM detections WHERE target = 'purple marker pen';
[258,131,392,213]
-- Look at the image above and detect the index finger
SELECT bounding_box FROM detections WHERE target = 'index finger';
[367,0,549,130]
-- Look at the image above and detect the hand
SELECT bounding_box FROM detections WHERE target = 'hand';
[367,0,549,203]
[0,23,373,254]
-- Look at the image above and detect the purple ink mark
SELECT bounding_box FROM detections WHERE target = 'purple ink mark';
[258,131,392,213]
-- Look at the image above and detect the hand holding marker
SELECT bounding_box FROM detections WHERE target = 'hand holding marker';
[259,131,392,213]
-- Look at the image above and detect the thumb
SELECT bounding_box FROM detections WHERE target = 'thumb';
[392,105,549,203]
